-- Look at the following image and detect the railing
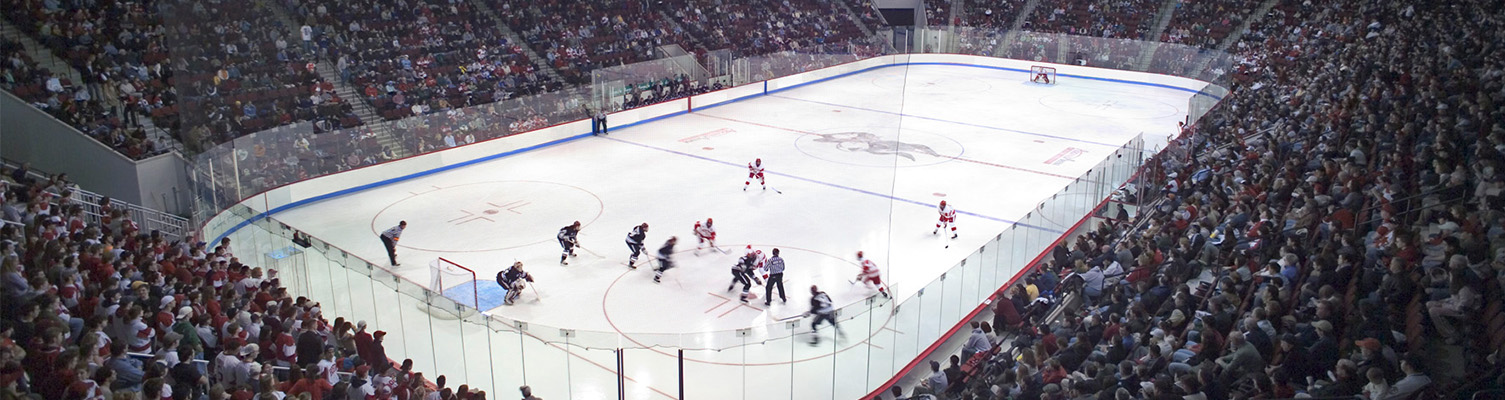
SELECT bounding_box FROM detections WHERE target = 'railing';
[195,28,1227,400]
[2,159,193,241]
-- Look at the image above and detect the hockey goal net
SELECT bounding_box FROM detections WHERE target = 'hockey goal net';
[422,257,479,319]
[1030,66,1057,85]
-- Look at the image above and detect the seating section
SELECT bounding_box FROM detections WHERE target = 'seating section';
[7,0,1505,398]
[960,0,1029,30]
[1024,0,1161,39]
[497,0,694,85]
[1161,0,1247,47]
[296,0,560,121]
[0,0,168,158]
[888,1,1505,399]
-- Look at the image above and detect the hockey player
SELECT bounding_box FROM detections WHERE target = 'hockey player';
[805,285,843,345]
[693,218,719,255]
[653,237,678,283]
[727,252,757,302]
[855,251,891,298]
[744,158,765,191]
[934,200,957,239]
[558,221,581,265]
[625,223,649,268]
[497,262,534,305]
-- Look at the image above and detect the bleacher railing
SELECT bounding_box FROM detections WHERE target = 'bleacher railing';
[3,159,193,241]
[196,28,1229,399]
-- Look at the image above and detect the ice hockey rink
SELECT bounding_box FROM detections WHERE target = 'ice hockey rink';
[221,62,1201,399]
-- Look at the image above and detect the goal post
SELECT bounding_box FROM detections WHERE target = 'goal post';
[1029,66,1057,85]
[422,257,480,319]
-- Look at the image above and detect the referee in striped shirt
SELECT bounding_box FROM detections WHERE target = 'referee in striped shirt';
[380,221,406,266]
[764,248,787,306]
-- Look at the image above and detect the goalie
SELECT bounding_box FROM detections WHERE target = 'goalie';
[496,262,535,305]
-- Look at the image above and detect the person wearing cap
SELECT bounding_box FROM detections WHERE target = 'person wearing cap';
[1268,333,1317,383]
[1308,319,1340,376]
[368,331,391,370]
[171,306,202,356]
[379,221,406,266]
[353,321,373,363]
[1354,337,1398,379]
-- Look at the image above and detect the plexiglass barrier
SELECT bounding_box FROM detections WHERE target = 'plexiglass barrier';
[194,26,1215,400]
[202,132,1145,398]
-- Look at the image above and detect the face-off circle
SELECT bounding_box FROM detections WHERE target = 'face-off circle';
[371,181,603,252]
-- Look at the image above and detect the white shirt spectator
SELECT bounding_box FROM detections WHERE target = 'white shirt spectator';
[301,25,314,42]
[46,76,63,92]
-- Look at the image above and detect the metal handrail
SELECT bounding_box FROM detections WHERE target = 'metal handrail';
[2,159,193,241]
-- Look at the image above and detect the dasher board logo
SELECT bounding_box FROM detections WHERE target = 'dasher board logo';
[1045,147,1085,165]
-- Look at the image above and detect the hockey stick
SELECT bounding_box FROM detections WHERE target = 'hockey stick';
[528,282,543,303]
[574,241,605,258]
[770,187,783,194]
[775,313,807,322]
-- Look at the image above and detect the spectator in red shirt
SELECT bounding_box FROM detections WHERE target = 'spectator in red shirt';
[287,364,332,399]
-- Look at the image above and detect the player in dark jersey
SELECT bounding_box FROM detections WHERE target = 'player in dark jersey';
[625,223,648,268]
[496,262,534,305]
[653,237,678,283]
[558,221,581,265]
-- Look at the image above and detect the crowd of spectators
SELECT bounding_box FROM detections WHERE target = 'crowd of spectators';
[1159,0,1246,48]
[1,0,168,159]
[1023,0,1160,40]
[497,0,692,85]
[0,165,502,399]
[290,0,561,121]
[159,0,361,150]
[888,1,1505,400]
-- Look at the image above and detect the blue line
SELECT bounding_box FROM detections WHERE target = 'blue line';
[213,61,1207,243]
[766,94,1122,148]
[601,137,1062,234]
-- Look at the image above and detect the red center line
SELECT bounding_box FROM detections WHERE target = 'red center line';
[693,113,1080,180]
[704,298,731,313]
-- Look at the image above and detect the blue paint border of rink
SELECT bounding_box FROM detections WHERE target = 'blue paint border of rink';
[213,61,1218,244]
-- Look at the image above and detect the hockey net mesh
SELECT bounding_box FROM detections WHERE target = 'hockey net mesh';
[423,258,479,319]
[1030,66,1057,85]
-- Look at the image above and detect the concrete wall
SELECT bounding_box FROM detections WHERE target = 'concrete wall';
[0,91,192,214]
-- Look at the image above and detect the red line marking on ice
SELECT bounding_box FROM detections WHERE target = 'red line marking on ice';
[707,292,763,318]
[694,113,1077,180]
[1044,147,1085,165]
[679,128,736,143]
[704,298,731,313]
[445,210,474,223]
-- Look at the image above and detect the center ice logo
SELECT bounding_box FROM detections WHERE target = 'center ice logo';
[810,131,941,161]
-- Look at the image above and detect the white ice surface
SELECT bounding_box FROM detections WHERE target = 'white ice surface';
[245,64,1194,399]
